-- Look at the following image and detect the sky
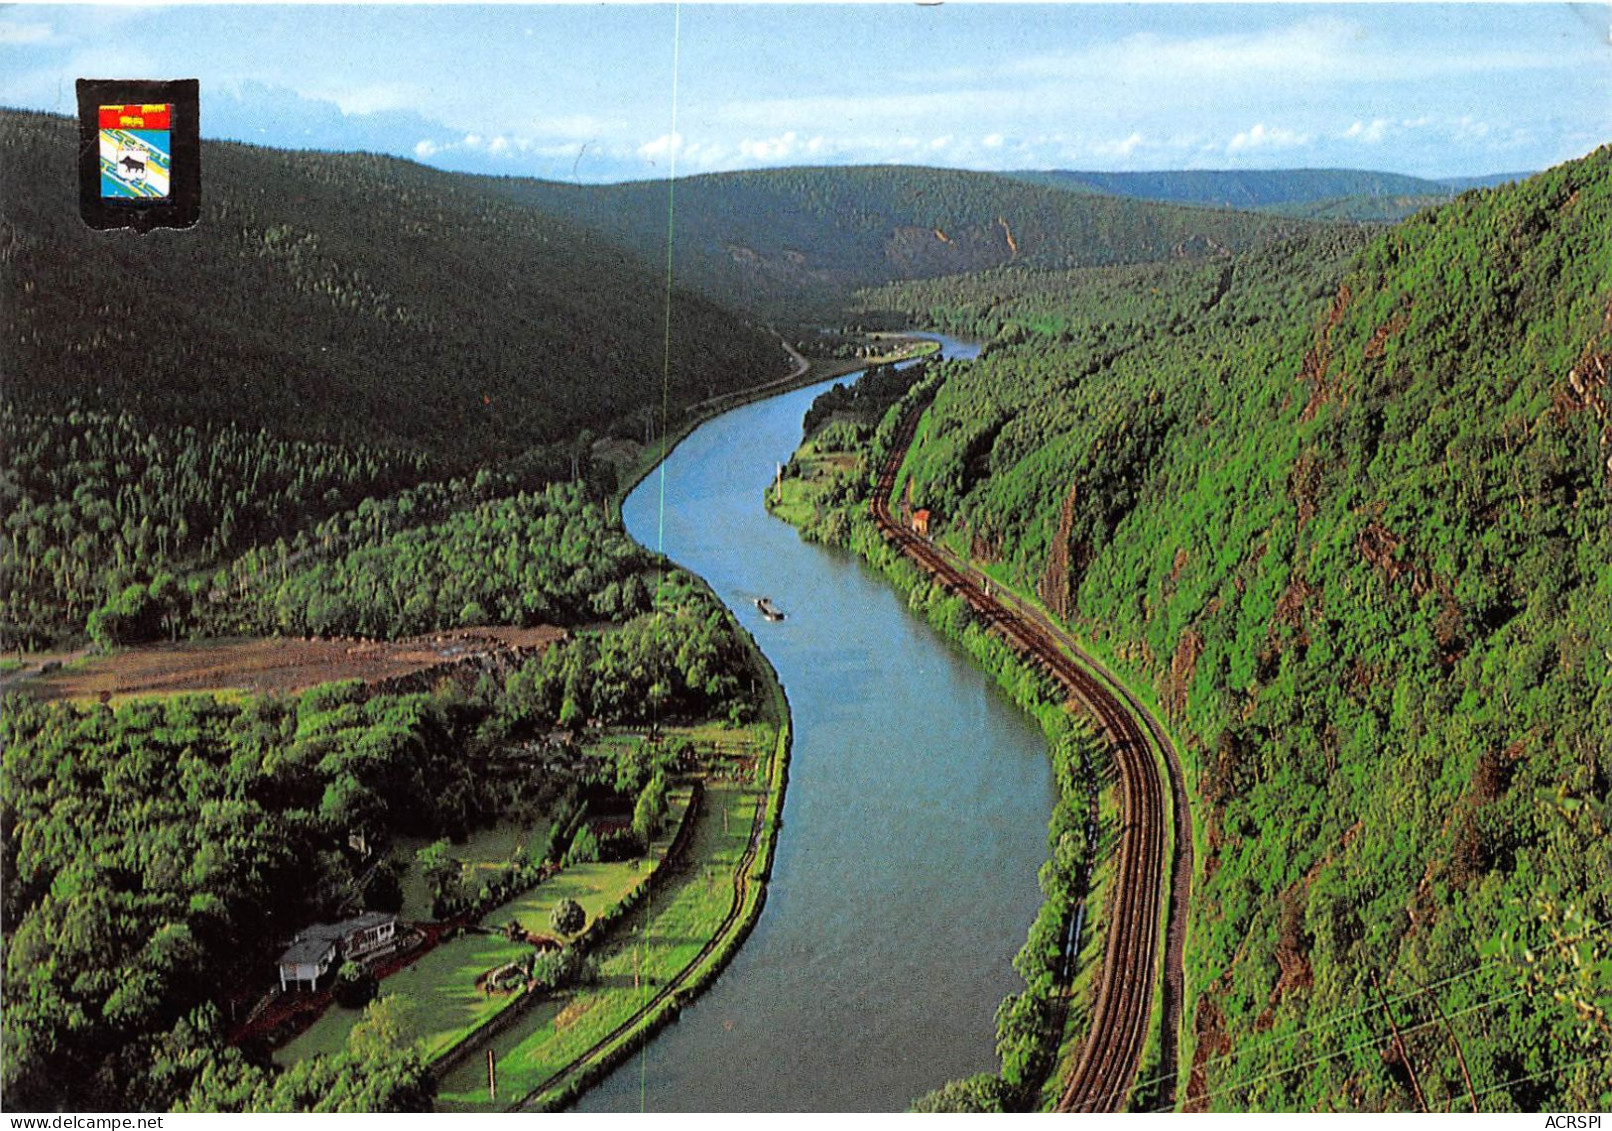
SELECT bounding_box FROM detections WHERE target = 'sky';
[1,4,1608,183]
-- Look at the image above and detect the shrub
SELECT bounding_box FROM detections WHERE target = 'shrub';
[550,897,585,936]
[333,961,378,1009]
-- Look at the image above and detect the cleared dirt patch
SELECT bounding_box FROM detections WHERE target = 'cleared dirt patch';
[20,626,565,703]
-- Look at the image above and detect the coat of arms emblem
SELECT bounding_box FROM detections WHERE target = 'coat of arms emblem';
[99,103,172,198]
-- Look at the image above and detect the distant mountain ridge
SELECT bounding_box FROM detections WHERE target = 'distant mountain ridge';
[1435,170,1533,190]
[1007,167,1448,208]
[490,164,1327,317]
[1007,167,1533,223]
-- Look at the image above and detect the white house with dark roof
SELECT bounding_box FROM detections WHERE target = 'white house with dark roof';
[277,912,400,992]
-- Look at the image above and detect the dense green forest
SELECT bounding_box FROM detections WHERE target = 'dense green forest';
[4,87,1602,1113]
[1254,193,1449,223]
[216,482,653,639]
[0,109,790,647]
[2,559,759,1110]
[1007,167,1449,207]
[495,165,1325,317]
[1005,169,1537,224]
[1,686,473,1110]
[1,110,779,1112]
[1,406,435,647]
[788,149,1612,1109]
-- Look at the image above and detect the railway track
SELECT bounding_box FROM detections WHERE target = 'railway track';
[870,400,1190,1113]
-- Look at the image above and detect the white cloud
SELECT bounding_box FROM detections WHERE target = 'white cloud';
[1093,131,1146,159]
[638,132,681,162]
[458,133,528,157]
[1227,123,1312,153]
[413,139,439,159]
[300,82,418,117]
[738,132,799,162]
[0,20,52,46]
[633,131,733,171]
[1343,119,1390,144]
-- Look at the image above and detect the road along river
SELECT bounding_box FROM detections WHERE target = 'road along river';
[576,338,1056,1111]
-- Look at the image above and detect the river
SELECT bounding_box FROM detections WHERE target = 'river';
[578,336,1055,1112]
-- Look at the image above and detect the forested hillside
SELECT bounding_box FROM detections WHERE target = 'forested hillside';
[0,109,788,646]
[806,149,1612,1109]
[1255,193,1454,223]
[2,108,784,1115]
[0,110,783,462]
[1004,168,1533,224]
[1,407,436,647]
[495,165,1321,316]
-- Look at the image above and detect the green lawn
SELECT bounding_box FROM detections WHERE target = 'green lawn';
[274,794,689,1073]
[768,460,832,527]
[436,782,759,1110]
[483,857,646,939]
[270,720,771,1109]
[391,821,548,921]
[274,929,535,1066]
[480,789,689,941]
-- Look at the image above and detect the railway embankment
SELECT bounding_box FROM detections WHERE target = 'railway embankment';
[865,398,1192,1112]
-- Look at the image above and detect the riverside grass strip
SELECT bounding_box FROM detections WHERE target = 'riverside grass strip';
[432,732,785,1110]
[274,799,690,1071]
[468,628,789,1112]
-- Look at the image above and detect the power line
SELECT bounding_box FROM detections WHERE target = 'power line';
[642,2,682,1114]
[1087,952,1506,1110]
[653,0,682,566]
[1371,968,1428,1112]
[1408,967,1480,1112]
[1157,988,1528,1112]
[1077,922,1608,1112]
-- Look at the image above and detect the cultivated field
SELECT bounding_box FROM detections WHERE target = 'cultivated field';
[15,626,565,703]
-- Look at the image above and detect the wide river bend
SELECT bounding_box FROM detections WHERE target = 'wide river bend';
[580,337,1055,1111]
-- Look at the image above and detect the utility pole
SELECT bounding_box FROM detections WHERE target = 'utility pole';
[487,1048,497,1102]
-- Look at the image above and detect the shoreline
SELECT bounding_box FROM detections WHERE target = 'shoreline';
[769,369,1190,1111]
[485,349,822,1111]
[608,334,940,517]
